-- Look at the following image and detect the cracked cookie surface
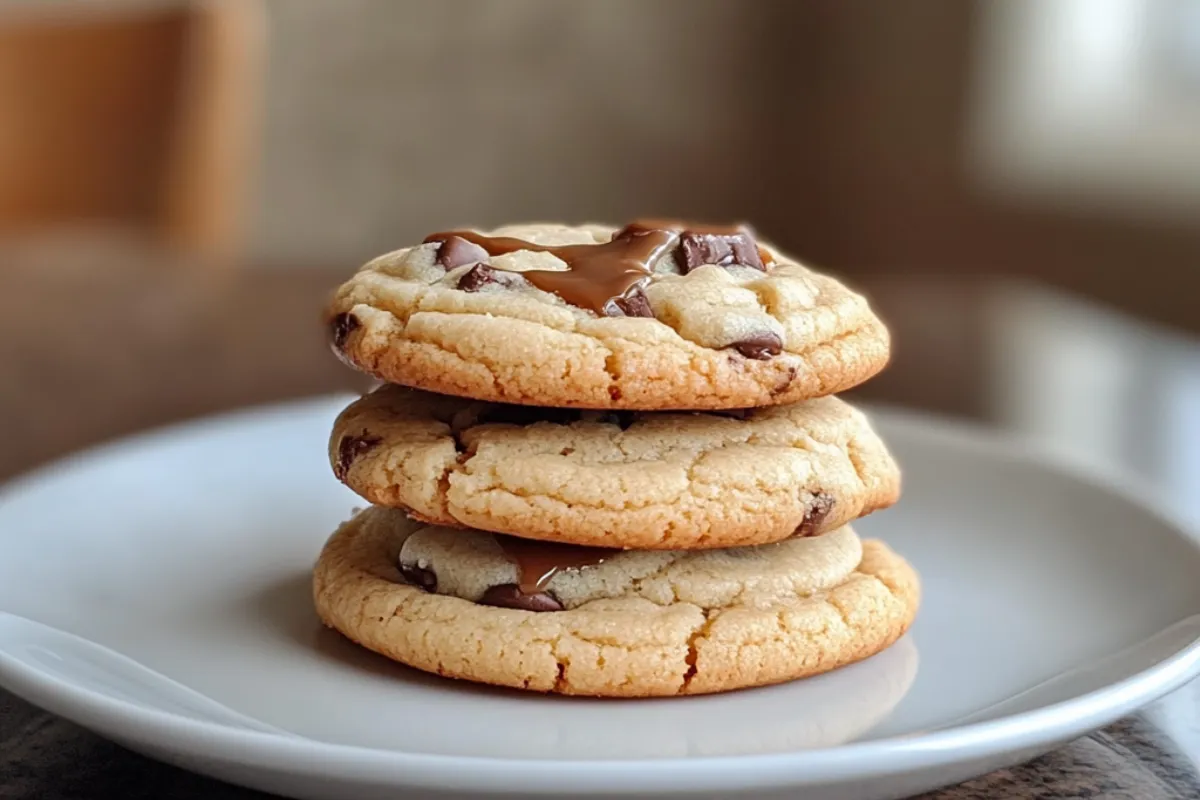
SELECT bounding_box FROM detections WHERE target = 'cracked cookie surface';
[330,384,900,549]
[326,222,889,410]
[312,507,920,697]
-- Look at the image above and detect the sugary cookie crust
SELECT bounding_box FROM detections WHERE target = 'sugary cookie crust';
[312,508,920,697]
[327,223,889,410]
[330,385,901,549]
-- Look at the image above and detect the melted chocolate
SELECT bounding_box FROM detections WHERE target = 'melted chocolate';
[435,235,489,269]
[731,332,783,359]
[797,493,836,537]
[329,312,360,349]
[679,230,764,272]
[603,284,654,318]
[479,584,564,612]
[399,563,437,592]
[334,434,382,480]
[622,220,774,269]
[424,219,773,316]
[456,264,526,292]
[425,227,671,314]
[492,534,615,594]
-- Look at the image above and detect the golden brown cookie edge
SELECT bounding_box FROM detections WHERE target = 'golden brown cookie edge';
[312,509,919,697]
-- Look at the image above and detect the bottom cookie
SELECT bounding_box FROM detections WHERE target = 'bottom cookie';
[312,507,920,697]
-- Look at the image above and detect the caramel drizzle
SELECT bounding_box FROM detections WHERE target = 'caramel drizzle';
[424,219,771,315]
[492,535,615,594]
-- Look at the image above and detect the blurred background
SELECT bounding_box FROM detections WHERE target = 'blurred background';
[1,0,1198,522]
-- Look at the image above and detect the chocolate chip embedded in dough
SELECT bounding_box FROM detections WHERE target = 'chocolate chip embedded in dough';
[456,264,527,292]
[399,563,437,592]
[679,231,765,273]
[770,365,799,396]
[334,434,382,480]
[330,312,361,350]
[602,285,655,318]
[730,332,783,359]
[436,235,490,269]
[478,583,564,612]
[796,493,835,537]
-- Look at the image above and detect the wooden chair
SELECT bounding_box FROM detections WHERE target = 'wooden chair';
[0,0,264,260]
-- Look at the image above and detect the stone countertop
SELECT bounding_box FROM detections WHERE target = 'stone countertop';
[1,255,1198,799]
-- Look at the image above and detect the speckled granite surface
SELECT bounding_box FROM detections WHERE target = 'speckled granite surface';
[1,258,1197,798]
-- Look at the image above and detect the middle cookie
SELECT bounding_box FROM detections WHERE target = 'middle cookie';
[330,385,900,550]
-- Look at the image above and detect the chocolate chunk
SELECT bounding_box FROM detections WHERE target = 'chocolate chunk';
[330,312,361,350]
[797,493,835,537]
[478,583,564,612]
[602,285,655,318]
[334,434,382,480]
[771,365,799,396]
[679,231,764,273]
[731,332,783,359]
[399,563,437,592]
[456,264,526,292]
[436,235,490,269]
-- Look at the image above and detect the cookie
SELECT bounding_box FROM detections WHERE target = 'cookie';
[330,384,900,549]
[326,221,889,410]
[312,507,920,697]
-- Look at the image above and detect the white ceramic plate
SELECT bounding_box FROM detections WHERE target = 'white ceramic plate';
[1,396,1199,800]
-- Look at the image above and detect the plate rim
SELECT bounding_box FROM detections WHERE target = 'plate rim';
[2,394,1200,794]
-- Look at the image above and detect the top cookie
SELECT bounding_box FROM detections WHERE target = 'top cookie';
[327,221,889,410]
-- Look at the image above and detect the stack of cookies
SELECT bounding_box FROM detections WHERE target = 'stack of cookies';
[313,221,919,697]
